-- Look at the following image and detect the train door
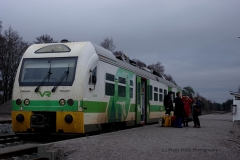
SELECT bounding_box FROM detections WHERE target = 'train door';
[136,76,141,124]
[146,79,150,123]
[136,76,150,124]
[141,79,145,124]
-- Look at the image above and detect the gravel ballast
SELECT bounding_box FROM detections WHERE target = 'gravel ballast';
[41,113,240,160]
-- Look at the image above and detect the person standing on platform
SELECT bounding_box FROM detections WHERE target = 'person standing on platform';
[193,97,202,128]
[163,91,173,116]
[174,92,185,128]
[182,96,193,127]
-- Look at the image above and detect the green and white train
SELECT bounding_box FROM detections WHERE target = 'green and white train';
[12,41,181,134]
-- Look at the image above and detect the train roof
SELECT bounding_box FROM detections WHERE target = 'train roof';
[24,41,181,90]
[91,43,181,90]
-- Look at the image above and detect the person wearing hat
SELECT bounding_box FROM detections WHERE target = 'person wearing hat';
[163,91,173,115]
[174,92,185,128]
[192,97,202,128]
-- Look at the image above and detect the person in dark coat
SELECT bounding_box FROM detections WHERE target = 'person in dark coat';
[174,92,185,128]
[163,91,173,115]
[192,97,202,128]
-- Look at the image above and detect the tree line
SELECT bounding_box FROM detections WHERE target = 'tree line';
[0,20,234,112]
[182,86,233,112]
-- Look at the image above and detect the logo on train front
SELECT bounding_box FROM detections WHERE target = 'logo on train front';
[38,91,51,97]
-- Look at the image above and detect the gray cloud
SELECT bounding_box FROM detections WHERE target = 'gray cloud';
[1,0,240,103]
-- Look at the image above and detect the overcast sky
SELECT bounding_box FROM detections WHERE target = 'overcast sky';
[1,0,240,103]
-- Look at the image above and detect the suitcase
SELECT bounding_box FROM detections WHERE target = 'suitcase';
[171,116,176,127]
[162,115,171,127]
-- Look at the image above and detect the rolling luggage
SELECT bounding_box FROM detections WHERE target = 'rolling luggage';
[162,115,171,127]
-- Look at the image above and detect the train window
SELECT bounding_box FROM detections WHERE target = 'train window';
[154,93,158,101]
[35,44,71,53]
[130,80,133,86]
[130,88,133,98]
[105,83,114,96]
[106,73,114,81]
[149,85,152,100]
[154,87,158,92]
[159,94,163,102]
[89,67,97,85]
[118,85,126,97]
[118,77,126,84]
[164,89,167,96]
[159,88,163,93]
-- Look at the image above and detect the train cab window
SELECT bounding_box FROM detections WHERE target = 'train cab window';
[154,93,158,101]
[19,57,77,86]
[89,67,97,85]
[35,44,71,53]
[149,85,152,101]
[159,94,163,102]
[118,77,126,84]
[118,85,126,97]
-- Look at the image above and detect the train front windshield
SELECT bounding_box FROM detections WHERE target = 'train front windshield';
[19,57,78,86]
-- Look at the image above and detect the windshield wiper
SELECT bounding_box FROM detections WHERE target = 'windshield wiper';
[51,65,69,92]
[35,65,52,92]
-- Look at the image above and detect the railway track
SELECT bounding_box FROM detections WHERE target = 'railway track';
[0,120,12,124]
[0,134,21,145]
[0,145,39,159]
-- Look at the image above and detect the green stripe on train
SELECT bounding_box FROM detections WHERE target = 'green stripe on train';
[82,101,107,113]
[12,100,78,111]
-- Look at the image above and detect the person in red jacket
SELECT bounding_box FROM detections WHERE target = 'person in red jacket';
[182,96,193,127]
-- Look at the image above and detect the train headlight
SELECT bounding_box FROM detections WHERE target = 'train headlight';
[24,99,30,105]
[65,114,73,123]
[59,99,66,106]
[67,99,74,106]
[16,99,22,105]
[16,114,24,122]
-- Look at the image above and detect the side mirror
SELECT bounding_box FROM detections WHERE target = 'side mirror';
[92,75,96,84]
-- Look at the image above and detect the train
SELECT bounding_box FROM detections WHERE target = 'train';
[12,40,181,134]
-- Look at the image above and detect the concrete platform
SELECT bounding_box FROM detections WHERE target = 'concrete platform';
[38,113,240,160]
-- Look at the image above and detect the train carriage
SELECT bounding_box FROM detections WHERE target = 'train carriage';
[12,41,181,134]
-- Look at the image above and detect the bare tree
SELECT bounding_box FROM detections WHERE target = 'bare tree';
[133,59,147,67]
[0,20,2,34]
[163,74,175,83]
[113,51,123,57]
[100,37,116,52]
[0,26,29,104]
[147,62,165,75]
[34,34,58,44]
